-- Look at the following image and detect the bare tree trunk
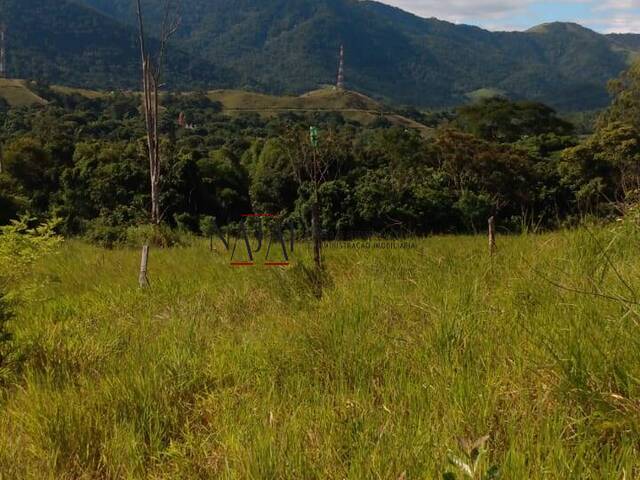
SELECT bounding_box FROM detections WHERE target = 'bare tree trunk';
[310,144,323,271]
[312,197,322,270]
[488,216,497,256]
[136,0,179,226]
[142,55,161,225]
[283,126,339,298]
[139,244,150,287]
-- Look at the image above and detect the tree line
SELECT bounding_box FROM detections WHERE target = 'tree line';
[0,70,636,246]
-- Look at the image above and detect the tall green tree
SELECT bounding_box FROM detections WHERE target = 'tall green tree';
[562,61,640,205]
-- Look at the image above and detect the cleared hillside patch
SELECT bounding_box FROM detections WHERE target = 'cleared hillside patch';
[206,87,432,134]
[0,79,47,107]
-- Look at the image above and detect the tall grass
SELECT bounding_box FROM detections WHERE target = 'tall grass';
[0,228,638,479]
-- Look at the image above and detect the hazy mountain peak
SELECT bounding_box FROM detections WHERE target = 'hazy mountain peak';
[527,22,598,35]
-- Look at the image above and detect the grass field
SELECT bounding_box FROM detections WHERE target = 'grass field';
[50,85,107,100]
[0,79,106,107]
[1,228,639,479]
[0,80,430,135]
[207,88,383,112]
[205,88,432,134]
[0,79,47,107]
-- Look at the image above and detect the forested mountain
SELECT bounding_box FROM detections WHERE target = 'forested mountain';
[3,0,640,109]
[0,0,236,90]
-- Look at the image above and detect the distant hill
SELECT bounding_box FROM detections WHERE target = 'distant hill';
[0,79,47,107]
[0,0,237,91]
[0,80,430,133]
[608,33,640,50]
[3,0,640,110]
[205,87,432,133]
[207,88,382,114]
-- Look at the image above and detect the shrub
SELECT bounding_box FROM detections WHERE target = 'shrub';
[0,217,62,286]
[199,216,221,251]
[199,216,217,237]
[0,217,61,381]
[0,286,13,381]
[85,222,185,249]
[85,222,128,249]
[173,213,199,233]
[125,224,182,248]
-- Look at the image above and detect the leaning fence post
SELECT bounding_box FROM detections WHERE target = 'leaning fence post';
[488,216,497,256]
[139,244,150,287]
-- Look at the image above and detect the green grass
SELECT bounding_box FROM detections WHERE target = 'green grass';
[0,79,47,107]
[50,85,107,99]
[0,81,431,135]
[1,228,639,478]
[0,79,104,107]
[207,87,382,112]
[465,88,506,102]
[206,88,432,134]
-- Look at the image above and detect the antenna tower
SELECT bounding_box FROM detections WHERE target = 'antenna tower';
[0,23,6,78]
[336,44,344,90]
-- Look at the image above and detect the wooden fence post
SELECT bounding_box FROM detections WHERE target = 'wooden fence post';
[139,244,150,287]
[488,216,497,256]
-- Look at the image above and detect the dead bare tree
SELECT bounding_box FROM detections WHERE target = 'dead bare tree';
[135,0,180,224]
[283,126,341,271]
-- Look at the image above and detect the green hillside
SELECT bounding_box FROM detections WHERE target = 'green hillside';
[206,87,431,133]
[0,0,236,91]
[3,0,640,109]
[208,88,382,112]
[0,80,431,133]
[0,78,47,107]
[0,79,112,107]
[78,0,639,110]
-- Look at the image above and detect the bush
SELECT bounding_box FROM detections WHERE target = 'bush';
[173,213,200,233]
[0,217,62,284]
[199,216,218,237]
[84,222,184,249]
[0,217,61,383]
[0,286,13,380]
[85,223,128,249]
[125,224,182,248]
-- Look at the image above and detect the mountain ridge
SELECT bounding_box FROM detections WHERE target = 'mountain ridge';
[2,0,640,110]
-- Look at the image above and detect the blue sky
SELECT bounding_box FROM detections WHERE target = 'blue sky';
[381,0,640,33]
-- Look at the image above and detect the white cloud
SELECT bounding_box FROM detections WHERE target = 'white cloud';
[596,0,640,9]
[379,0,532,23]
[584,0,640,32]
[587,15,640,33]
[378,0,640,32]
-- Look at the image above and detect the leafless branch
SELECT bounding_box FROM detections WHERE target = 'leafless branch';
[584,225,637,300]
[135,0,180,225]
[156,0,181,79]
[534,268,640,306]
[524,253,640,307]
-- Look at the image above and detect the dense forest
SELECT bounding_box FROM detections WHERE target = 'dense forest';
[0,0,233,91]
[74,0,640,110]
[1,58,637,246]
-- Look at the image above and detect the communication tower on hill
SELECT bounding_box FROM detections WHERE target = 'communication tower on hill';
[0,24,6,78]
[336,44,345,90]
